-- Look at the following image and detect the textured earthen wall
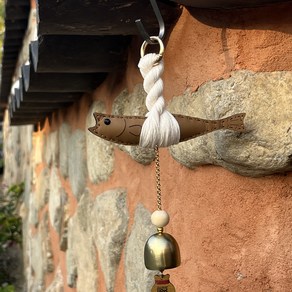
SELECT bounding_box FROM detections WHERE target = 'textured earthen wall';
[3,3,292,291]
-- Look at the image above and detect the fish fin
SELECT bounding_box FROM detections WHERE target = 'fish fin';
[221,113,246,132]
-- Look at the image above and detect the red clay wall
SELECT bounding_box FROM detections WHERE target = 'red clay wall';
[19,3,292,291]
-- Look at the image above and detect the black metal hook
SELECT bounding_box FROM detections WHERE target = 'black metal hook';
[135,0,165,44]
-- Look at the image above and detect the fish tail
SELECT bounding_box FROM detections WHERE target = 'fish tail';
[220,113,246,132]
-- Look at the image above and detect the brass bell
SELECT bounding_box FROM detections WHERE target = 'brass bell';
[144,228,181,272]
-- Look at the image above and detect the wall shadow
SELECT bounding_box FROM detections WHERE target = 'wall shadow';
[186,2,292,34]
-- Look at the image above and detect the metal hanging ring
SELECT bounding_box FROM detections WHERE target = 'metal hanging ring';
[140,36,164,62]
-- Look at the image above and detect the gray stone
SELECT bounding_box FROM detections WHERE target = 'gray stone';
[27,212,54,291]
[45,265,64,292]
[34,167,50,209]
[45,131,59,167]
[34,131,46,165]
[112,84,155,164]
[68,130,87,199]
[76,189,94,233]
[86,100,114,184]
[28,231,45,291]
[168,70,292,176]
[21,125,33,153]
[28,193,39,227]
[91,188,129,292]
[23,160,33,209]
[40,212,54,273]
[59,216,69,251]
[59,123,71,178]
[19,126,34,181]
[49,167,67,234]
[2,115,24,185]
[125,204,157,292]
[65,217,77,288]
[66,209,98,291]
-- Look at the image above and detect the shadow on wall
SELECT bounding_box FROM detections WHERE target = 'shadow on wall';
[187,2,292,33]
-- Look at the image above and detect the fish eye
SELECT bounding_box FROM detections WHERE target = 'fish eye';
[103,118,111,125]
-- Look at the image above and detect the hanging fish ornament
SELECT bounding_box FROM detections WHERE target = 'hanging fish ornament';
[88,112,246,146]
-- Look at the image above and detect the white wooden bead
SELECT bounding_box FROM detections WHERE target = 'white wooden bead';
[151,210,170,228]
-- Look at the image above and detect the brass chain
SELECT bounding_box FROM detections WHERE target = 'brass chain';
[155,146,162,210]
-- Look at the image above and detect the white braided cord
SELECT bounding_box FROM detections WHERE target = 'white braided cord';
[138,53,180,148]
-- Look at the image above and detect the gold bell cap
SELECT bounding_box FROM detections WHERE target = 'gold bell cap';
[144,232,181,271]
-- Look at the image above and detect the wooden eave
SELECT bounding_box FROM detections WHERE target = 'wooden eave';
[1,0,290,126]
[0,0,30,111]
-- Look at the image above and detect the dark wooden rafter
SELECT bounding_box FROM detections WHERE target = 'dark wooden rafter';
[9,84,81,125]
[17,79,82,103]
[22,64,107,92]
[0,0,30,108]
[37,0,182,36]
[9,114,47,126]
[171,0,290,8]
[2,0,182,125]
[30,35,131,73]
[14,88,75,110]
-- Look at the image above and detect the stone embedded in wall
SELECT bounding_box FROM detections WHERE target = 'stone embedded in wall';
[2,113,30,185]
[86,100,114,184]
[125,204,157,292]
[66,218,77,288]
[19,125,34,183]
[168,70,292,176]
[35,167,50,209]
[112,84,155,164]
[66,188,129,291]
[45,131,59,167]
[75,189,94,233]
[59,123,71,178]
[40,212,54,273]
[91,188,129,292]
[59,216,69,251]
[27,212,54,290]
[49,166,68,235]
[28,193,39,227]
[45,265,64,292]
[27,231,45,291]
[33,130,46,165]
[68,130,88,199]
[66,190,98,291]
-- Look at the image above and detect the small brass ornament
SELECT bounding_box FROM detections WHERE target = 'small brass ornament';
[151,274,176,292]
[144,227,181,272]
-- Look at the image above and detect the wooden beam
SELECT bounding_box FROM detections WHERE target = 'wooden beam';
[22,64,107,92]
[5,19,29,31]
[5,5,30,20]
[2,38,23,46]
[16,84,82,103]
[30,35,130,73]
[171,0,288,8]
[10,112,48,119]
[7,0,31,6]
[4,30,26,39]
[37,0,181,35]
[9,116,46,126]
[10,107,53,116]
[13,91,70,110]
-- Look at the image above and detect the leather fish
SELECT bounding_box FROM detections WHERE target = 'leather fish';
[88,112,246,146]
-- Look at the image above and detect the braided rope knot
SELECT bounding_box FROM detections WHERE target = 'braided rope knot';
[138,53,180,148]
